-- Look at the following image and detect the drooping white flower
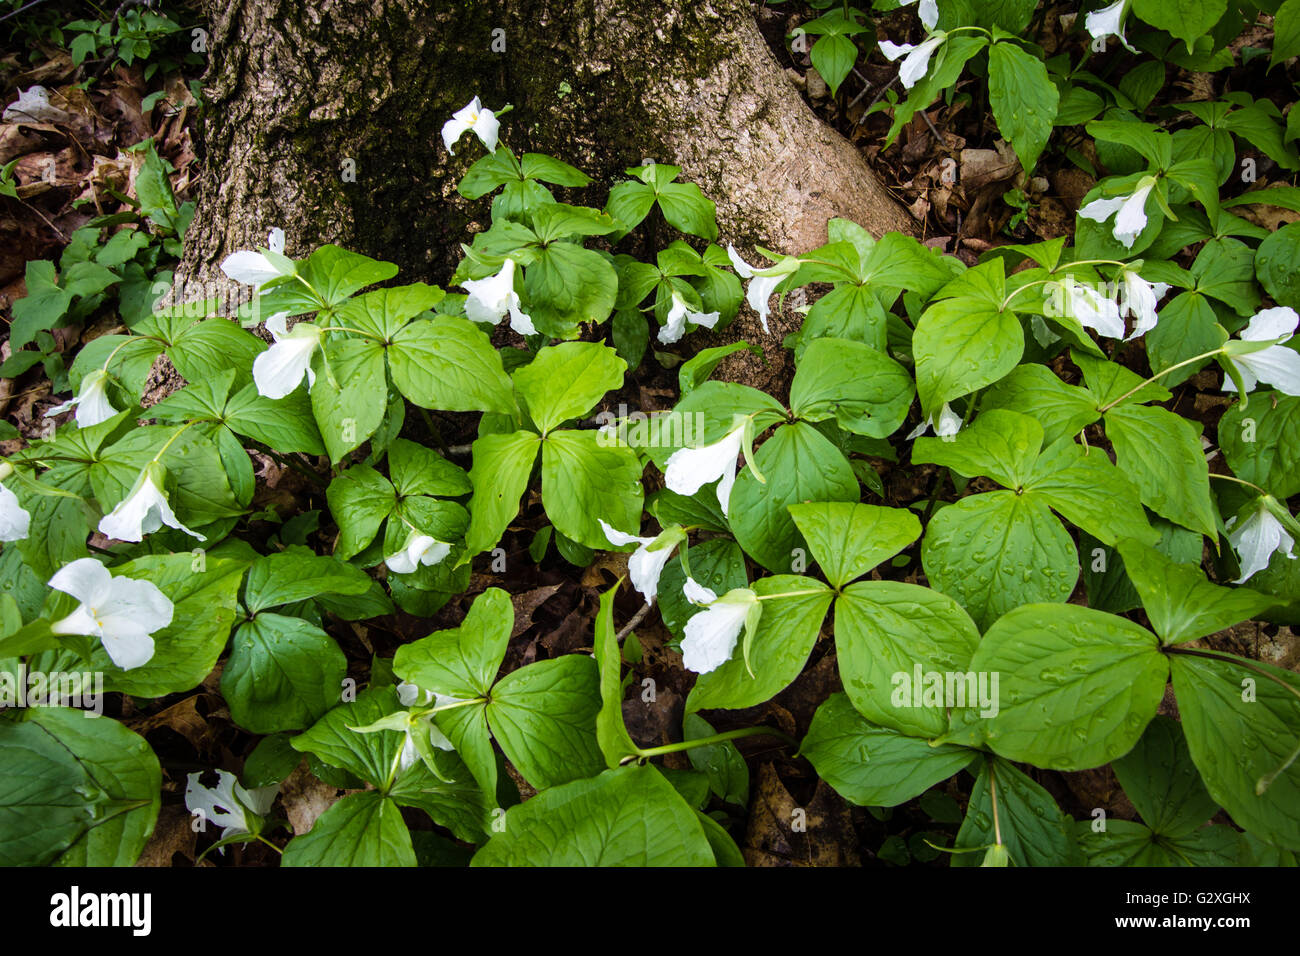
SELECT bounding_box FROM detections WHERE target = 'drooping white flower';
[395,682,459,773]
[663,420,747,516]
[898,0,939,31]
[220,228,293,288]
[1221,307,1300,397]
[1119,270,1170,340]
[726,245,799,333]
[599,520,686,605]
[252,311,321,399]
[1079,179,1155,249]
[1227,503,1296,583]
[0,480,31,542]
[1084,0,1137,53]
[184,770,278,850]
[879,32,946,90]
[1062,277,1124,339]
[45,369,118,429]
[442,97,501,155]
[681,587,760,675]
[658,290,720,345]
[906,402,962,441]
[462,258,536,335]
[48,557,174,670]
[98,462,205,543]
[386,533,452,574]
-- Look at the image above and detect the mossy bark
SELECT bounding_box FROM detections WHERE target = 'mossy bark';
[181,0,914,295]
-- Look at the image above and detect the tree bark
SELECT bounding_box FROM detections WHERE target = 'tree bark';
[181,0,915,289]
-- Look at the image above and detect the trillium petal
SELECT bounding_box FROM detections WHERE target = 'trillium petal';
[663,425,746,514]
[1078,195,1126,225]
[681,597,751,674]
[682,576,718,606]
[506,303,536,336]
[471,109,500,152]
[441,117,472,154]
[726,244,756,278]
[1229,508,1295,583]
[918,0,938,30]
[48,556,114,606]
[1238,346,1300,396]
[898,34,944,89]
[0,482,31,542]
[627,542,675,606]
[1241,306,1299,343]
[253,325,320,399]
[935,402,963,437]
[599,519,650,549]
[878,40,915,62]
[746,273,783,333]
[220,250,282,288]
[659,294,690,345]
[267,227,285,255]
[98,621,156,670]
[1112,183,1152,248]
[74,371,119,428]
[99,575,175,634]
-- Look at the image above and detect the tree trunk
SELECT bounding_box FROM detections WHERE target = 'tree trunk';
[181,0,915,288]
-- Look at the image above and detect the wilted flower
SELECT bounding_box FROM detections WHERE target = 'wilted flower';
[395,681,459,773]
[385,533,452,574]
[663,420,747,516]
[98,461,205,543]
[442,97,500,155]
[1220,307,1300,397]
[252,311,321,399]
[48,557,174,670]
[462,258,536,335]
[1227,501,1296,583]
[46,369,118,429]
[1079,179,1155,249]
[659,290,720,345]
[680,586,760,675]
[599,520,685,605]
[185,770,278,850]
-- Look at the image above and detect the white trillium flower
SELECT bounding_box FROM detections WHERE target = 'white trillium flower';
[1118,271,1170,340]
[48,557,174,670]
[1062,277,1124,339]
[726,245,798,333]
[1085,0,1137,53]
[442,97,501,155]
[663,420,747,516]
[462,258,536,335]
[1221,307,1300,396]
[0,481,31,542]
[659,290,720,345]
[99,462,205,543]
[879,32,946,90]
[253,311,321,399]
[220,228,293,288]
[45,369,118,429]
[906,402,962,441]
[1226,505,1296,583]
[386,532,452,574]
[681,587,759,675]
[1079,179,1154,249]
[395,682,460,772]
[898,0,939,31]
[599,520,685,605]
[184,770,278,850]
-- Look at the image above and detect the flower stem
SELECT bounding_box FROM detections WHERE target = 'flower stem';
[1209,473,1266,496]
[1096,349,1225,414]
[633,725,795,759]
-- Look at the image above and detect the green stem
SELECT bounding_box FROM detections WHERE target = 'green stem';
[755,589,827,601]
[1209,473,1266,496]
[633,725,795,759]
[1097,349,1225,413]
